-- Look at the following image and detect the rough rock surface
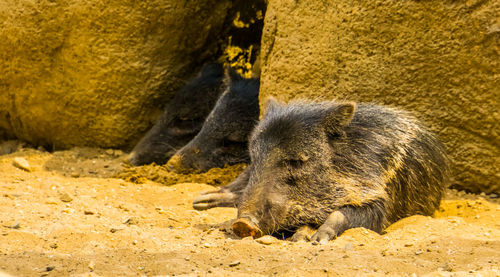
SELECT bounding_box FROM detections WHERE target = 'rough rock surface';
[0,0,231,149]
[259,0,499,193]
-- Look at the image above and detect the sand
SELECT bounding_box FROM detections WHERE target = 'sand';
[0,145,498,276]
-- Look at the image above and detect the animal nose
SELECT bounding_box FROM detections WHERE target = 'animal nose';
[166,154,183,170]
[232,215,263,238]
[166,153,199,174]
[126,151,137,166]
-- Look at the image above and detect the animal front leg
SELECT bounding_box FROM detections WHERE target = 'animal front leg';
[192,167,250,210]
[290,225,316,242]
[311,200,386,244]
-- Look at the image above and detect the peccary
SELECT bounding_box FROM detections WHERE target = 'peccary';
[194,99,449,243]
[128,63,226,166]
[166,69,259,173]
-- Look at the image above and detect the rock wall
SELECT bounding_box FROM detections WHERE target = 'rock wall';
[259,0,499,193]
[0,0,231,149]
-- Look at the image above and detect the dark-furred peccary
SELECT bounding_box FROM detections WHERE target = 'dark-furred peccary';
[194,99,449,243]
[166,69,259,173]
[128,63,225,166]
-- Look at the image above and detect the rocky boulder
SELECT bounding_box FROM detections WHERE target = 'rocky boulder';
[259,0,499,193]
[0,0,231,149]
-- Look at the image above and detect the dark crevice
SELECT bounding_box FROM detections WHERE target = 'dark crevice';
[216,0,267,74]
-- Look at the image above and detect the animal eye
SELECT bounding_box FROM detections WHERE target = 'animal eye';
[287,159,304,168]
[328,130,346,140]
[285,154,308,168]
[285,176,296,186]
[221,138,246,148]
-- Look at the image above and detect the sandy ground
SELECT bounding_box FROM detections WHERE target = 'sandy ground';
[0,144,499,277]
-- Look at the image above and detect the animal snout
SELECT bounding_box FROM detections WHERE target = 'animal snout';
[126,151,138,166]
[232,215,263,238]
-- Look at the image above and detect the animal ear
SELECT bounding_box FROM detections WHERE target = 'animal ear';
[227,67,244,83]
[323,102,356,136]
[264,97,283,115]
[200,63,224,77]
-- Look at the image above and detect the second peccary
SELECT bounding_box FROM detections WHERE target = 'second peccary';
[128,63,226,166]
[166,69,259,173]
[194,99,449,243]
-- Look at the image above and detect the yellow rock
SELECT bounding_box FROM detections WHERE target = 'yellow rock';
[260,0,500,193]
[0,0,232,149]
[12,157,31,172]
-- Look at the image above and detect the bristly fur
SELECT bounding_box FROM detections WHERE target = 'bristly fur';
[169,70,260,172]
[129,63,225,166]
[235,99,449,236]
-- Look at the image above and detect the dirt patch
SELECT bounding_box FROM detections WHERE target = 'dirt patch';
[0,146,499,276]
[118,161,246,188]
[44,147,127,178]
[41,146,246,187]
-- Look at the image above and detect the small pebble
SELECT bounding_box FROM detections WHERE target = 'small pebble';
[46,266,55,272]
[59,193,73,203]
[88,261,95,271]
[229,261,241,267]
[12,157,31,172]
[118,205,129,212]
[439,262,453,272]
[4,223,20,229]
[344,242,354,251]
[157,209,166,215]
[415,250,424,255]
[255,235,279,245]
[124,217,139,225]
[49,243,58,249]
[84,211,95,215]
[404,243,414,247]
[45,199,58,205]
